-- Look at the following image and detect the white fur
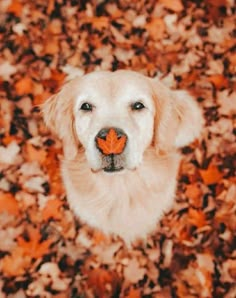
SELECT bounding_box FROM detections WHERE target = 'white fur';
[43,70,203,243]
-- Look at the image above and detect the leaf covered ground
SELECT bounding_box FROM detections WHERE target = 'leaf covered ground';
[0,0,235,297]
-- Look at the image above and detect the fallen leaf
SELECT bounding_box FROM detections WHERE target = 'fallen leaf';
[207,74,229,89]
[24,142,47,164]
[125,288,141,298]
[0,193,19,215]
[42,198,63,221]
[188,208,207,228]
[123,258,146,284]
[145,18,166,40]
[160,0,184,12]
[15,77,33,95]
[17,226,53,259]
[96,128,127,155]
[7,0,23,16]
[199,163,223,185]
[0,247,31,277]
[87,268,120,298]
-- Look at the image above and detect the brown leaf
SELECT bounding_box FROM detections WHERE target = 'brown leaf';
[87,268,120,298]
[0,193,19,215]
[96,128,127,155]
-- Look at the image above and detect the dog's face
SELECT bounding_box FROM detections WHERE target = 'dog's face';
[43,70,203,173]
[73,71,155,172]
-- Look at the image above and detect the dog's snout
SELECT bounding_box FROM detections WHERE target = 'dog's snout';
[95,127,127,155]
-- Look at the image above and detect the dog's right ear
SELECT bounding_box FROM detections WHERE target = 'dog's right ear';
[42,80,81,159]
[42,82,75,140]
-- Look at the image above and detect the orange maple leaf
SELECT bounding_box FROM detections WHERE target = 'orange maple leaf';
[0,193,19,215]
[188,208,207,228]
[17,226,53,259]
[96,128,126,155]
[42,198,63,221]
[199,163,223,185]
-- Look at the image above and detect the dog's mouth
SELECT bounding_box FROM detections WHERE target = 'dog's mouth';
[103,166,124,173]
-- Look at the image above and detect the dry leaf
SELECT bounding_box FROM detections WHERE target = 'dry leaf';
[42,198,63,221]
[15,77,33,95]
[87,268,120,298]
[96,128,127,155]
[125,288,141,298]
[0,193,19,215]
[24,142,47,164]
[199,163,223,185]
[145,18,166,40]
[17,226,53,259]
[7,0,23,16]
[123,258,146,284]
[160,0,184,12]
[0,247,31,277]
[207,74,229,89]
[188,208,207,228]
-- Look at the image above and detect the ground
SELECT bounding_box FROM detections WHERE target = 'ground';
[0,0,235,297]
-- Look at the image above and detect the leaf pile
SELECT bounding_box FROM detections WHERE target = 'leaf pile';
[0,0,235,297]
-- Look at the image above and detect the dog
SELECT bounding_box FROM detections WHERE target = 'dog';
[43,70,203,243]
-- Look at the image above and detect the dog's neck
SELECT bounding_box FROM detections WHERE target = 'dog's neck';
[61,147,180,243]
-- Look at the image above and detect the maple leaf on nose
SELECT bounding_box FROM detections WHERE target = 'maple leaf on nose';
[97,128,127,155]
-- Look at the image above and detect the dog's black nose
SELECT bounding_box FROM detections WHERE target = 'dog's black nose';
[95,127,127,155]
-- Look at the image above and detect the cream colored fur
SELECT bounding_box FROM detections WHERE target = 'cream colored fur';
[43,70,203,243]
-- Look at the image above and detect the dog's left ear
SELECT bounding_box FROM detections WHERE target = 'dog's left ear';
[151,79,203,152]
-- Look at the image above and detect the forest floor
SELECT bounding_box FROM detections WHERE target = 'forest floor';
[0,0,235,297]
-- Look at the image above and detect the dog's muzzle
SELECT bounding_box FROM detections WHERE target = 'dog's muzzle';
[95,127,127,172]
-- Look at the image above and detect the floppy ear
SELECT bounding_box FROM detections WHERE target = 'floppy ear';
[151,79,203,152]
[42,82,80,159]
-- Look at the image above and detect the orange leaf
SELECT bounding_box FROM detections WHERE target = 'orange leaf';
[145,18,166,40]
[42,199,63,221]
[17,226,53,259]
[0,247,31,277]
[160,0,184,12]
[207,74,229,89]
[125,288,141,298]
[7,0,23,17]
[15,77,33,95]
[97,128,127,155]
[199,163,223,185]
[24,142,47,164]
[0,193,19,215]
[188,208,207,228]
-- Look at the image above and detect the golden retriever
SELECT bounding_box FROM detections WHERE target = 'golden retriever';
[43,70,203,243]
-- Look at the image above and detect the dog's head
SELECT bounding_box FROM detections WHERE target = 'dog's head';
[42,70,202,173]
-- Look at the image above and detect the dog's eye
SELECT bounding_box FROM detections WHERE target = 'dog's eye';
[80,102,93,111]
[131,101,145,111]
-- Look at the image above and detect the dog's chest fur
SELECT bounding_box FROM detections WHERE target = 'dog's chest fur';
[62,149,180,243]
